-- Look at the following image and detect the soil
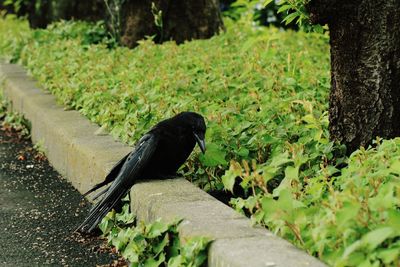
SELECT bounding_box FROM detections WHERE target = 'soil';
[0,126,126,266]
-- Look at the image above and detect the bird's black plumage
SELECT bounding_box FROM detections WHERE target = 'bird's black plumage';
[77,112,206,233]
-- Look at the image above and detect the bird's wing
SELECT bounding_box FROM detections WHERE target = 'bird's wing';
[77,133,159,233]
[82,153,129,197]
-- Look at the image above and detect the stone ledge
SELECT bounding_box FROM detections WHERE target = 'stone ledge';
[0,62,326,267]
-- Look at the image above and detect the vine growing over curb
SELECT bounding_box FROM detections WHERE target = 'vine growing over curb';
[99,202,212,267]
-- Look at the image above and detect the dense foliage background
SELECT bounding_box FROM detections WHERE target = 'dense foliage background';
[0,11,398,266]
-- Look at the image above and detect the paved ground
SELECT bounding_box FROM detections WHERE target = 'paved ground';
[0,126,121,266]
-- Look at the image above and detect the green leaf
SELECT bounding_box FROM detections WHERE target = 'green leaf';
[262,0,273,7]
[390,159,400,172]
[221,172,236,193]
[362,227,394,250]
[261,196,277,215]
[199,143,227,167]
[147,220,169,238]
[153,233,169,255]
[342,251,366,266]
[99,209,116,234]
[342,240,363,259]
[116,203,135,224]
[284,165,299,180]
[112,228,131,251]
[122,241,140,263]
[168,255,184,267]
[283,12,300,25]
[269,151,291,167]
[221,161,241,192]
[237,147,249,157]
[313,24,324,34]
[263,135,278,144]
[387,210,400,231]
[277,4,292,13]
[335,201,361,227]
[377,248,400,264]
[143,253,165,267]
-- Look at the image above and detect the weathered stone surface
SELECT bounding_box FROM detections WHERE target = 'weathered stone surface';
[209,237,325,267]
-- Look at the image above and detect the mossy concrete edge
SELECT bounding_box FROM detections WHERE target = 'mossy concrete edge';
[0,62,326,267]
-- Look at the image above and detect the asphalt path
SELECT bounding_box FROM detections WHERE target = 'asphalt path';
[0,126,121,266]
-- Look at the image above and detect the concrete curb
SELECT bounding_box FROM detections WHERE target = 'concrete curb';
[0,62,327,267]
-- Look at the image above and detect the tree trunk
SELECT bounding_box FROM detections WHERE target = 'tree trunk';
[26,0,104,29]
[27,0,51,29]
[119,0,224,48]
[307,0,400,152]
[50,0,104,22]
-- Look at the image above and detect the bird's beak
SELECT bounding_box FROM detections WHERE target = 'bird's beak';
[193,132,206,154]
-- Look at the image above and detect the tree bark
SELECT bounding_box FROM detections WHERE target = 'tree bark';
[119,0,224,48]
[50,0,104,22]
[25,0,104,29]
[27,0,51,29]
[307,0,400,152]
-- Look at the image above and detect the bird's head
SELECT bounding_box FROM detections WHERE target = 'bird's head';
[176,112,206,154]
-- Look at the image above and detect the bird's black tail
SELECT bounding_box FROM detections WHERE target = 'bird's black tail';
[77,134,157,233]
[76,181,129,233]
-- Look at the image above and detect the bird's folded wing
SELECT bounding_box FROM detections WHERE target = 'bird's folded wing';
[82,153,129,197]
[107,133,159,192]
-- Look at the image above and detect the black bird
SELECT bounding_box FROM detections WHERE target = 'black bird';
[76,112,206,233]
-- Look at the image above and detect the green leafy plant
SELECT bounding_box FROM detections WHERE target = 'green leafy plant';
[225,0,273,24]
[3,0,27,13]
[226,138,400,266]
[1,111,31,136]
[0,15,30,63]
[0,16,331,189]
[151,2,164,42]
[0,84,31,137]
[32,138,47,160]
[277,0,325,32]
[278,0,309,26]
[35,20,116,47]
[99,204,212,267]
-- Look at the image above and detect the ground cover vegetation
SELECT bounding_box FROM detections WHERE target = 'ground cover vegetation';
[0,84,31,137]
[0,12,399,266]
[0,86,47,161]
[100,201,211,267]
